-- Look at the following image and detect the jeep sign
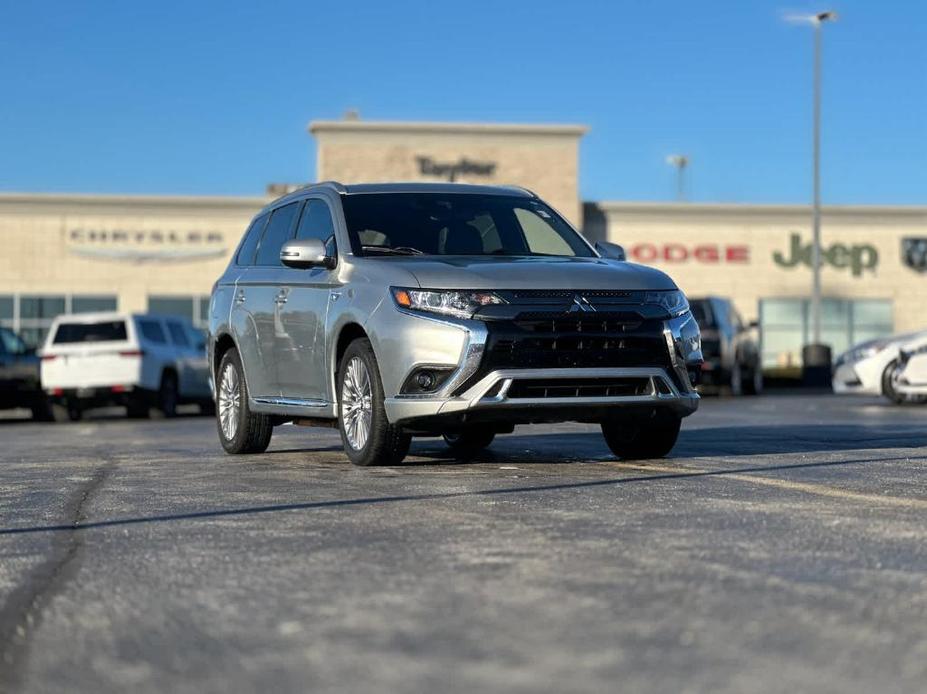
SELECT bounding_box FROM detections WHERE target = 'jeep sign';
[773,233,878,276]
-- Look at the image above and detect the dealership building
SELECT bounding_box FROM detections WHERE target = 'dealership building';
[2,118,925,373]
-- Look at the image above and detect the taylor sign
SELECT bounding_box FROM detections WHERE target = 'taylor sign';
[67,228,228,263]
[773,233,878,276]
[416,156,496,182]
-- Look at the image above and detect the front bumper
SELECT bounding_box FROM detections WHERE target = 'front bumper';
[384,311,702,425]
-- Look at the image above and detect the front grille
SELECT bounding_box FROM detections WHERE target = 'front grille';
[507,377,652,399]
[454,313,677,394]
[507,289,641,300]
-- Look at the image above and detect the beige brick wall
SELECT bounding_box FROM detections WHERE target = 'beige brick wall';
[311,121,586,226]
[592,202,927,334]
[0,195,264,313]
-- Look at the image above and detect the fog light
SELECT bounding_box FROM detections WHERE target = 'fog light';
[400,367,455,395]
[415,371,437,390]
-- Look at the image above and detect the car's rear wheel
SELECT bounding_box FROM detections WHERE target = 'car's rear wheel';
[601,410,682,460]
[729,362,744,396]
[216,348,272,454]
[338,338,410,466]
[150,372,178,419]
[743,363,763,395]
[51,400,81,423]
[442,428,496,457]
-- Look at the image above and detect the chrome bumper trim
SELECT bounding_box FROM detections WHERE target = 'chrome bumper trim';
[385,367,699,423]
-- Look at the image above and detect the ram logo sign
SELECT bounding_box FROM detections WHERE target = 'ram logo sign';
[773,232,878,276]
[901,237,927,273]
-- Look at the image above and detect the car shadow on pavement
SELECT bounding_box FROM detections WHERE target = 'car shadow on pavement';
[2,452,925,537]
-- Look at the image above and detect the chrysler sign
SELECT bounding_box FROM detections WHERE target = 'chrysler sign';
[66,228,228,263]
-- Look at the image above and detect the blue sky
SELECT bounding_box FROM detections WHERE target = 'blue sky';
[1,0,924,204]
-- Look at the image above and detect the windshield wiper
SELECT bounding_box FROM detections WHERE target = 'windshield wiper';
[362,245,425,256]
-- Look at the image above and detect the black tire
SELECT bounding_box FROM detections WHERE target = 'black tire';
[601,410,682,460]
[126,399,149,419]
[729,361,744,396]
[743,363,763,396]
[149,371,179,419]
[216,348,272,454]
[882,360,906,405]
[51,400,81,423]
[30,399,53,422]
[442,428,496,457]
[337,338,410,466]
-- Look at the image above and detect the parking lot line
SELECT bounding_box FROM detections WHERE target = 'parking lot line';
[614,461,927,510]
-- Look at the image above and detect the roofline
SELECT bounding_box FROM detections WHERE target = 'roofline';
[589,200,927,218]
[0,191,269,214]
[308,120,589,137]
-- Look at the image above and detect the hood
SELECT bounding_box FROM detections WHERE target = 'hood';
[381,256,677,291]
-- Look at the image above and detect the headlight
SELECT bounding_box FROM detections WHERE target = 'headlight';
[644,290,690,318]
[391,287,505,319]
[844,339,891,363]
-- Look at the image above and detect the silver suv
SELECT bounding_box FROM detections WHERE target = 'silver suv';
[208,182,702,466]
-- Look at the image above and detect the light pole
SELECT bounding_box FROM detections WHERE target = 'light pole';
[666,154,689,202]
[810,11,837,346]
[788,10,837,382]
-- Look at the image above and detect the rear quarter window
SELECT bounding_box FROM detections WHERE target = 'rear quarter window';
[137,319,167,344]
[53,321,128,344]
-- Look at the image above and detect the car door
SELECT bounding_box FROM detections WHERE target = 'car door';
[231,202,302,399]
[276,198,339,404]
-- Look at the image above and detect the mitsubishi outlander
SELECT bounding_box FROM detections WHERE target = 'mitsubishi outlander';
[208,182,702,465]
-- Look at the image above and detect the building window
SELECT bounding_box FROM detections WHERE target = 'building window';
[0,294,117,348]
[760,298,893,371]
[72,296,118,314]
[148,295,210,329]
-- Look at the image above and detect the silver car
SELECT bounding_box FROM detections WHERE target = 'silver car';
[208,182,702,466]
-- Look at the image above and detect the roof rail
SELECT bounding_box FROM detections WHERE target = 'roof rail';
[500,185,538,198]
[312,180,347,194]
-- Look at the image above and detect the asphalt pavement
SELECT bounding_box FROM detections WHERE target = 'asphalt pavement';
[0,394,925,694]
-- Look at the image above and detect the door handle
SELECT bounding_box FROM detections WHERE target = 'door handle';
[274,289,289,305]
[235,289,246,304]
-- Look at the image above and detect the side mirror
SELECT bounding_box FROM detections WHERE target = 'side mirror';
[280,238,335,269]
[595,240,627,262]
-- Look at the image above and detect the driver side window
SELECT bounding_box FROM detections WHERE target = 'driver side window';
[295,199,338,258]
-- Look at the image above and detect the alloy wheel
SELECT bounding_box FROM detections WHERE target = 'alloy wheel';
[218,363,241,440]
[341,356,373,450]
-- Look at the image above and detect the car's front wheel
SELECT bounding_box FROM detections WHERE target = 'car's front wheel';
[601,411,682,460]
[338,338,410,466]
[216,348,272,454]
[881,360,911,405]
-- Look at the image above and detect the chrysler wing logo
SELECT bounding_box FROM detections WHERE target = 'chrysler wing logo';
[902,237,927,273]
[569,295,596,313]
[66,228,227,264]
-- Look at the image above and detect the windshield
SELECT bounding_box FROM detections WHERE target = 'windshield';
[341,193,595,258]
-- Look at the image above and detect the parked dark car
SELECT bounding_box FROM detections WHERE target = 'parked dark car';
[689,297,762,395]
[0,327,49,419]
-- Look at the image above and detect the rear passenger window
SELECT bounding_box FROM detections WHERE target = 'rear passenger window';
[255,202,302,266]
[236,213,269,266]
[137,319,167,344]
[167,321,190,347]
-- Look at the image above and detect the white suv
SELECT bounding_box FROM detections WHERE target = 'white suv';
[40,312,212,421]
